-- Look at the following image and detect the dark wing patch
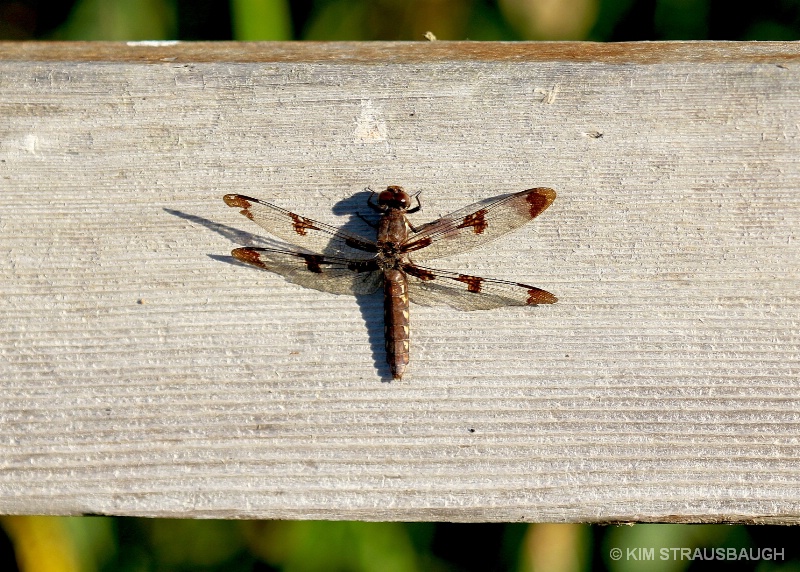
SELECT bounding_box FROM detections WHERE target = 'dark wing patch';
[404,263,557,311]
[457,209,488,234]
[289,212,319,236]
[402,187,556,261]
[232,247,383,296]
[224,194,378,259]
[456,274,483,293]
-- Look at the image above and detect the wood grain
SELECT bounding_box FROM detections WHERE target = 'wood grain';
[0,41,798,522]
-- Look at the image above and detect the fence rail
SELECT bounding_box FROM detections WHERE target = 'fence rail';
[1,41,798,522]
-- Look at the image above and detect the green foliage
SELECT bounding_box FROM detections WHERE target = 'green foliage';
[655,0,710,39]
[7,0,800,41]
[4,516,800,572]
[743,19,800,39]
[51,0,177,40]
[302,0,369,40]
[63,517,117,572]
[144,519,246,568]
[244,520,421,572]
[231,0,293,40]
[606,524,752,572]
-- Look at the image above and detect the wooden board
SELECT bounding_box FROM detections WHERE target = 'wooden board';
[1,41,798,523]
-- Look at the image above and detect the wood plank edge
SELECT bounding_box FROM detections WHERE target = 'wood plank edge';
[0,40,799,65]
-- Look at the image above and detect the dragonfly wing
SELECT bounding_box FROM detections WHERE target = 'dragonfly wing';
[233,247,383,296]
[402,187,555,262]
[404,263,556,311]
[224,194,378,259]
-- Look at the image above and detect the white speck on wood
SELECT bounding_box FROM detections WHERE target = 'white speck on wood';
[21,134,39,154]
[354,99,388,143]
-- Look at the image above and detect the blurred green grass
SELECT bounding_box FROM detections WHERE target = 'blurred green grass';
[3,516,800,571]
[1,0,798,40]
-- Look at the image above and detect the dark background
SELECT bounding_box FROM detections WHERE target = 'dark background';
[0,0,799,41]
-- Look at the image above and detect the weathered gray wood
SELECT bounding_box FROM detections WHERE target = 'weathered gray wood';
[1,41,798,523]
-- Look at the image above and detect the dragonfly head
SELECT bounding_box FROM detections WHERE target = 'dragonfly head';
[378,186,412,210]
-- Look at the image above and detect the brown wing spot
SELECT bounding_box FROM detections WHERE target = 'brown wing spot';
[457,209,488,234]
[457,274,483,293]
[525,286,558,305]
[223,194,253,209]
[402,236,432,253]
[525,188,556,218]
[290,213,318,236]
[405,265,435,281]
[300,254,324,273]
[231,248,268,269]
[223,194,256,221]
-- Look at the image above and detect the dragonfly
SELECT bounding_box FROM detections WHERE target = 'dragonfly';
[223,186,557,380]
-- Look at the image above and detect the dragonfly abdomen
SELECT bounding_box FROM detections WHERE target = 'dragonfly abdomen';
[383,268,410,380]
